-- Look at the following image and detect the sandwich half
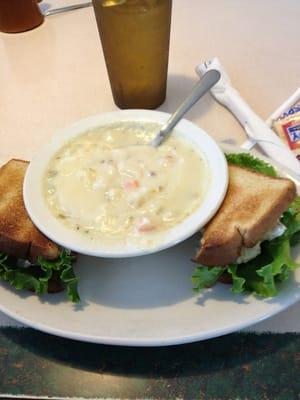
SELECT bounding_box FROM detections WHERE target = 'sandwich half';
[192,153,300,297]
[0,159,80,302]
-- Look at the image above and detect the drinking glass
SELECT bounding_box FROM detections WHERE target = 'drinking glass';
[92,0,172,109]
[0,0,44,33]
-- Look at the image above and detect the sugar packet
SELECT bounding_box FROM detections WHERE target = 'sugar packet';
[272,102,300,162]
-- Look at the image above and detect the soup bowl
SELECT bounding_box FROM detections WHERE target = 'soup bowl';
[23,110,228,258]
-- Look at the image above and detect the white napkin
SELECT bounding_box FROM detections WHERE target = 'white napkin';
[196,58,300,175]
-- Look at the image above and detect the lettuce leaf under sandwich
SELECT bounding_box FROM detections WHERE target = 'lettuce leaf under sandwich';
[0,250,80,303]
[192,153,300,298]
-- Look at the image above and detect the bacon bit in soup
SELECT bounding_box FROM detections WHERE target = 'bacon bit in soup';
[160,154,175,167]
[136,217,156,232]
[123,179,140,191]
[165,155,174,161]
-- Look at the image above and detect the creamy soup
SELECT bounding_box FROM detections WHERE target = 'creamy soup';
[44,122,210,247]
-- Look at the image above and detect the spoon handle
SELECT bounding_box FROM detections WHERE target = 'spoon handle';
[151,69,221,147]
[44,2,92,16]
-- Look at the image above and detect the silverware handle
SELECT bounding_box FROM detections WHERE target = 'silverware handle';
[152,69,220,147]
[44,2,92,16]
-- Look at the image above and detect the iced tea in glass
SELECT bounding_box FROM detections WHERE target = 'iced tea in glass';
[0,0,44,33]
[92,0,172,109]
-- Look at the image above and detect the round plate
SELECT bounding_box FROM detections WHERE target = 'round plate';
[0,145,299,346]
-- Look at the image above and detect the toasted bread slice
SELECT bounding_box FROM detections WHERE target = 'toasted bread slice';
[196,164,297,266]
[0,159,60,262]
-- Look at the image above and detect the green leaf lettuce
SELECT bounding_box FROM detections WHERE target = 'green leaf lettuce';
[225,153,277,177]
[0,250,80,303]
[192,153,300,298]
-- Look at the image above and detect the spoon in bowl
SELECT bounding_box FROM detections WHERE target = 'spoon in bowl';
[150,69,221,147]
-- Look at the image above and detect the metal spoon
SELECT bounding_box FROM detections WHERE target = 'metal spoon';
[43,2,92,17]
[150,69,221,147]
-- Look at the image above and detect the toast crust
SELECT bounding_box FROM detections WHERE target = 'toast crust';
[0,159,60,262]
[196,165,297,266]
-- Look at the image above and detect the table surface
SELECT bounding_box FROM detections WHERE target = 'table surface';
[1,0,300,338]
[1,0,299,160]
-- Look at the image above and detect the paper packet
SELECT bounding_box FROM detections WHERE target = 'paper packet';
[272,102,300,162]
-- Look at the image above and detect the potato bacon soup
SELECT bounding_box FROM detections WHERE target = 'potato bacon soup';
[44,122,210,247]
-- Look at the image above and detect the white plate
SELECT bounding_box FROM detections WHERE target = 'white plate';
[0,145,299,346]
[23,110,228,258]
